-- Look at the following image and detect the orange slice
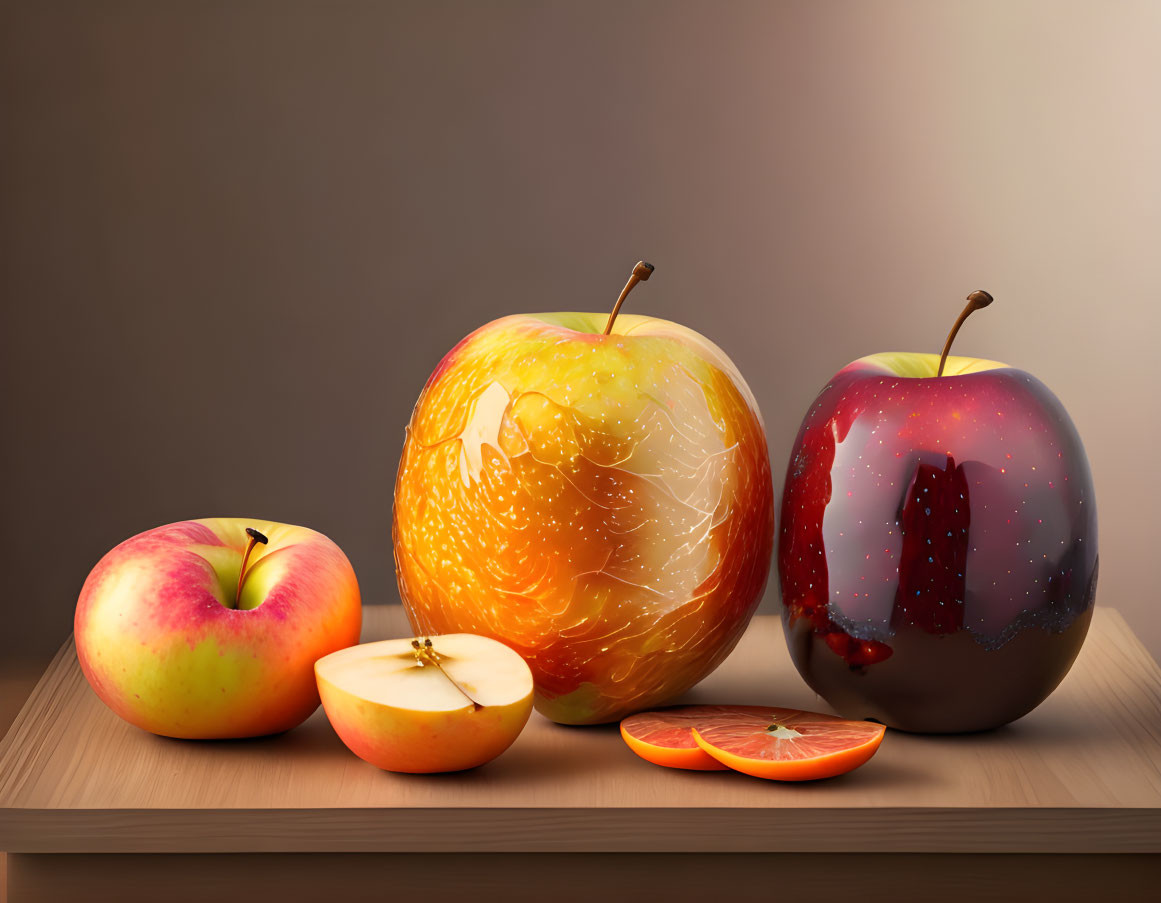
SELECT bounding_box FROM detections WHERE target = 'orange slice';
[620,706,731,770]
[691,705,885,781]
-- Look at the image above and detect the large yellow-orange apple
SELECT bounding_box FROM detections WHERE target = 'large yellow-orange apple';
[75,518,362,739]
[316,634,533,772]
[393,262,775,724]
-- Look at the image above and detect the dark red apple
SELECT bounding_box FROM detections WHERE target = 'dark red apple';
[778,293,1097,732]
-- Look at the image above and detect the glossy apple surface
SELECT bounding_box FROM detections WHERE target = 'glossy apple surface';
[394,312,775,725]
[779,353,1097,732]
[316,633,533,773]
[75,518,362,739]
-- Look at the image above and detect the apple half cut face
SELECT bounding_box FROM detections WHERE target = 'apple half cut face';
[316,634,534,773]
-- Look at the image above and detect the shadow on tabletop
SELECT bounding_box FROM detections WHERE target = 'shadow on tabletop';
[146,706,349,758]
[140,704,953,792]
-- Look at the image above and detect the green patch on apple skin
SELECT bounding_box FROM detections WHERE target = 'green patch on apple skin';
[857,351,1010,379]
[535,682,607,725]
[159,634,260,696]
[88,629,266,735]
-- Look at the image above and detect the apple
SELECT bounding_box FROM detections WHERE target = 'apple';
[393,262,775,725]
[779,292,1098,732]
[75,517,362,739]
[315,633,533,773]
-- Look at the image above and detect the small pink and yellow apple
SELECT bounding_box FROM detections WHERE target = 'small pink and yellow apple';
[75,517,362,739]
[316,633,533,773]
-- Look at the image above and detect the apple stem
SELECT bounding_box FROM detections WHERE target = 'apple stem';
[602,260,655,335]
[937,290,994,377]
[412,638,483,710]
[234,527,269,609]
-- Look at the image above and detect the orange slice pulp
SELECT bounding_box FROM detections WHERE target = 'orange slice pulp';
[623,705,886,781]
[620,706,730,770]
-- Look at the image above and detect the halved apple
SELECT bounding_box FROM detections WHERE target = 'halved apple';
[315,634,534,773]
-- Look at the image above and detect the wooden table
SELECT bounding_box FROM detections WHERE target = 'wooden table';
[2,606,1159,902]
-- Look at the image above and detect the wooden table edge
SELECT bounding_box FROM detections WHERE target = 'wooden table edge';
[2,806,1159,854]
[4,608,1161,859]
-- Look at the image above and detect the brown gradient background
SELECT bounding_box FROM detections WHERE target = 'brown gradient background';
[2,0,1160,679]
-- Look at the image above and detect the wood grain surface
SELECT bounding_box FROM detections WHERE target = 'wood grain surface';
[1,606,1159,854]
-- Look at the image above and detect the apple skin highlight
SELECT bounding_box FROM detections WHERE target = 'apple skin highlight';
[394,311,775,725]
[75,518,362,739]
[779,353,1098,732]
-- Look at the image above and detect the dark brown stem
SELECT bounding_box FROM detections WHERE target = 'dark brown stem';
[937,290,994,377]
[602,260,655,335]
[412,638,482,710]
[234,527,268,609]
